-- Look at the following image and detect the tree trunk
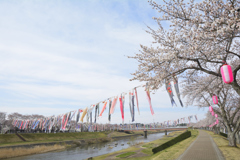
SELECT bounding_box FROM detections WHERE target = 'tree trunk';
[217,127,220,134]
[228,131,237,147]
[214,126,217,134]
[236,131,240,144]
[231,81,240,96]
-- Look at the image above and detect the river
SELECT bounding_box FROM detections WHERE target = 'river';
[8,132,167,160]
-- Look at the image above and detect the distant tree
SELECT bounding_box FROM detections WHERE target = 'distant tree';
[30,114,45,120]
[7,112,23,121]
[8,113,45,121]
[0,112,6,124]
[0,112,6,132]
[7,112,45,130]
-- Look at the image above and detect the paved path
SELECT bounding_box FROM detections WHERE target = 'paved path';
[176,130,225,160]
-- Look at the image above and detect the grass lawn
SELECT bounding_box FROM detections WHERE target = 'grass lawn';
[19,132,107,142]
[0,132,107,146]
[93,147,140,160]
[116,152,136,158]
[0,134,25,144]
[205,130,240,160]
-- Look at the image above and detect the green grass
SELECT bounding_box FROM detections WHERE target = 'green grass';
[116,152,136,158]
[0,134,25,144]
[142,143,155,149]
[20,132,107,141]
[0,132,109,146]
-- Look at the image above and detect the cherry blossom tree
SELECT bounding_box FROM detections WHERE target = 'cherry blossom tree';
[130,0,240,147]
[130,0,240,92]
[195,110,240,144]
[182,74,240,146]
[193,111,216,128]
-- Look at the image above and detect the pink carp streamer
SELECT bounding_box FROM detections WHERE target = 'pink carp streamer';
[20,121,23,129]
[145,83,154,115]
[119,95,124,124]
[63,112,70,130]
[135,88,140,115]
[110,96,118,114]
[99,101,108,117]
[61,114,66,130]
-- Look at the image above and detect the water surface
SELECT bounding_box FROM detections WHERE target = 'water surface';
[8,132,167,160]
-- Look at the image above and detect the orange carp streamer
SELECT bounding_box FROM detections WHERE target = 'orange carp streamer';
[99,101,108,117]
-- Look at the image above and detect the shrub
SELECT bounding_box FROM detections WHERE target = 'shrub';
[152,131,191,154]
[220,132,228,138]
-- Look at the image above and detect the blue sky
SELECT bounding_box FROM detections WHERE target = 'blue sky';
[0,0,207,124]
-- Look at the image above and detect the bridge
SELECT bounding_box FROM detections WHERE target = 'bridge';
[122,126,188,132]
[120,127,188,138]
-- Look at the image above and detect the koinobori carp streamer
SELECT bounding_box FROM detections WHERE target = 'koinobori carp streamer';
[145,83,154,115]
[99,101,108,117]
[119,95,124,124]
[173,76,183,107]
[131,91,135,122]
[165,79,177,107]
[110,96,118,114]
[80,107,88,122]
[135,88,140,115]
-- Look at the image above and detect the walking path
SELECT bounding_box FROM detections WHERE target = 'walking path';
[176,130,225,160]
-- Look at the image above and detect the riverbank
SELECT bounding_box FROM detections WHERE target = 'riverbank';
[0,131,108,147]
[0,144,65,159]
[0,130,163,159]
[0,129,180,148]
[92,129,199,160]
